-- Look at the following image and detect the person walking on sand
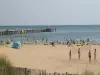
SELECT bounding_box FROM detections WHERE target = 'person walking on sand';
[88,50,91,63]
[69,50,71,60]
[78,48,80,60]
[94,49,96,61]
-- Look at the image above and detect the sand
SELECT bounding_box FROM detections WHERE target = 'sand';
[0,44,100,74]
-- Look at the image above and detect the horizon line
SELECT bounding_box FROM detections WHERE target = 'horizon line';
[0,24,100,26]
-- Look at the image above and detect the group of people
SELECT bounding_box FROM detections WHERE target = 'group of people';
[69,48,97,63]
[62,38,90,45]
[48,38,91,46]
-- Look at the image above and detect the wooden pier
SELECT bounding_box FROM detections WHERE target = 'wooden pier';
[0,28,54,35]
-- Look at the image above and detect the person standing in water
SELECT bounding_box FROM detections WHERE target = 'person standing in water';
[69,50,71,60]
[55,28,56,32]
[78,48,81,60]
[46,39,48,43]
[94,49,96,61]
[88,50,91,63]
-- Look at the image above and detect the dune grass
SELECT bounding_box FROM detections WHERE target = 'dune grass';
[0,56,12,67]
[0,56,13,75]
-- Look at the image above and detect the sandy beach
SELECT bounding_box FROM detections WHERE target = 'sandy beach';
[0,44,100,74]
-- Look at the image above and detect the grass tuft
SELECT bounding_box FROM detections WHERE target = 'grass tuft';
[0,56,12,67]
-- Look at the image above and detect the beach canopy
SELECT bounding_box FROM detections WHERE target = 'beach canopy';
[12,41,21,49]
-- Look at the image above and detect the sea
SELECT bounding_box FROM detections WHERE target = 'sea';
[0,25,100,42]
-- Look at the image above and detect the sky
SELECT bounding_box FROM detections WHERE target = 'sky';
[0,0,100,25]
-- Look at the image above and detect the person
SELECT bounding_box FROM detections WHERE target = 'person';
[55,28,56,32]
[69,50,71,60]
[0,40,3,45]
[46,39,48,43]
[42,38,44,42]
[51,41,55,46]
[94,49,96,61]
[35,40,37,45]
[78,48,80,60]
[87,38,90,42]
[88,50,91,63]
[27,38,28,42]
[11,39,13,42]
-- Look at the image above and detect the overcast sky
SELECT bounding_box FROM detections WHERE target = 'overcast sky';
[0,0,100,25]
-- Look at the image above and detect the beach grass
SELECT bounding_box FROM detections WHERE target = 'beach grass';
[0,56,13,75]
[0,56,12,67]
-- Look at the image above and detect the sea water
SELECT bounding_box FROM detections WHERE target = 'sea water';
[0,25,100,42]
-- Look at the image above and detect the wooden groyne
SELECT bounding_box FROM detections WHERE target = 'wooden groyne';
[0,28,54,35]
